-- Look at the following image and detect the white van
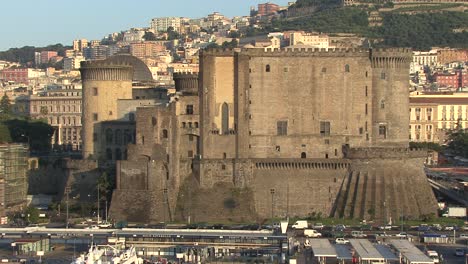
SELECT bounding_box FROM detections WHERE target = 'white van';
[291,220,308,229]
[304,229,322,238]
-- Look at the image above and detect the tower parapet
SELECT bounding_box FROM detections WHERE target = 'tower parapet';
[370,48,412,68]
[80,61,133,81]
[173,73,198,95]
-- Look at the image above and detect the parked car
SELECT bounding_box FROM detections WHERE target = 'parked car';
[418,225,431,232]
[459,234,468,239]
[455,248,465,257]
[313,223,324,229]
[335,238,350,244]
[335,224,346,232]
[379,225,392,230]
[395,232,408,238]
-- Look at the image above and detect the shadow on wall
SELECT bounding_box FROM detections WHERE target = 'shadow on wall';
[175,174,258,223]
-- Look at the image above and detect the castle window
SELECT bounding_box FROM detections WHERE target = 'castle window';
[266,64,270,72]
[365,121,368,131]
[381,72,386,79]
[380,100,385,109]
[359,127,363,134]
[223,152,227,159]
[186,105,194,115]
[276,146,281,152]
[189,122,192,128]
[182,122,186,128]
[105,129,113,144]
[115,129,122,145]
[222,164,226,170]
[93,113,98,121]
[301,152,306,159]
[109,111,113,116]
[379,125,387,139]
[335,149,338,156]
[345,64,350,72]
[194,122,199,128]
[325,154,329,159]
[163,129,168,138]
[188,150,193,158]
[222,103,229,134]
[320,121,330,136]
[365,86,368,97]
[277,121,288,136]
[365,71,368,77]
[92,87,98,96]
[106,148,113,160]
[115,148,122,160]
[365,104,368,115]
[322,67,327,73]
[152,117,157,126]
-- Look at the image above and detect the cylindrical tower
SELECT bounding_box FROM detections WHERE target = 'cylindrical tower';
[80,61,133,159]
[370,48,412,147]
[173,73,199,95]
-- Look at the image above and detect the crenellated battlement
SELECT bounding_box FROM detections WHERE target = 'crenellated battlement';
[173,73,198,95]
[370,48,413,68]
[202,47,414,60]
[254,159,350,170]
[345,147,428,159]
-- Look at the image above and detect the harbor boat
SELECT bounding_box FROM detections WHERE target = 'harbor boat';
[71,244,143,264]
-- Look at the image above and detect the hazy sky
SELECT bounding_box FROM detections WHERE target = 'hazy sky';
[0,0,291,51]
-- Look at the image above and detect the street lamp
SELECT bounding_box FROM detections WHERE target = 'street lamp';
[163,188,168,223]
[270,188,275,219]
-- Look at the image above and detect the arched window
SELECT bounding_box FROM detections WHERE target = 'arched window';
[182,122,186,128]
[105,128,113,144]
[115,148,122,160]
[106,148,113,160]
[163,129,168,138]
[345,64,350,72]
[380,100,385,109]
[115,129,122,145]
[151,117,157,126]
[301,152,307,159]
[222,102,229,134]
[194,122,199,128]
[266,64,270,72]
[124,129,131,144]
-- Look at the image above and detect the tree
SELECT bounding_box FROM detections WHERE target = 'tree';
[97,172,114,201]
[25,206,40,224]
[446,129,468,158]
[143,31,157,41]
[0,95,12,115]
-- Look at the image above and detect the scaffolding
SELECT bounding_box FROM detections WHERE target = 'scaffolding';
[0,143,29,217]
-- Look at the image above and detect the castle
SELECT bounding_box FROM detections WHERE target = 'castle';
[81,48,438,223]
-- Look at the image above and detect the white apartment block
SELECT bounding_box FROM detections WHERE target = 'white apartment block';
[289,32,329,49]
[151,17,182,32]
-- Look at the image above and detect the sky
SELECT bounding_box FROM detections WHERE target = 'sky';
[0,0,291,51]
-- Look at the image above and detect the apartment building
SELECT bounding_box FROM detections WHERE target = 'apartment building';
[409,92,468,143]
[14,86,83,151]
